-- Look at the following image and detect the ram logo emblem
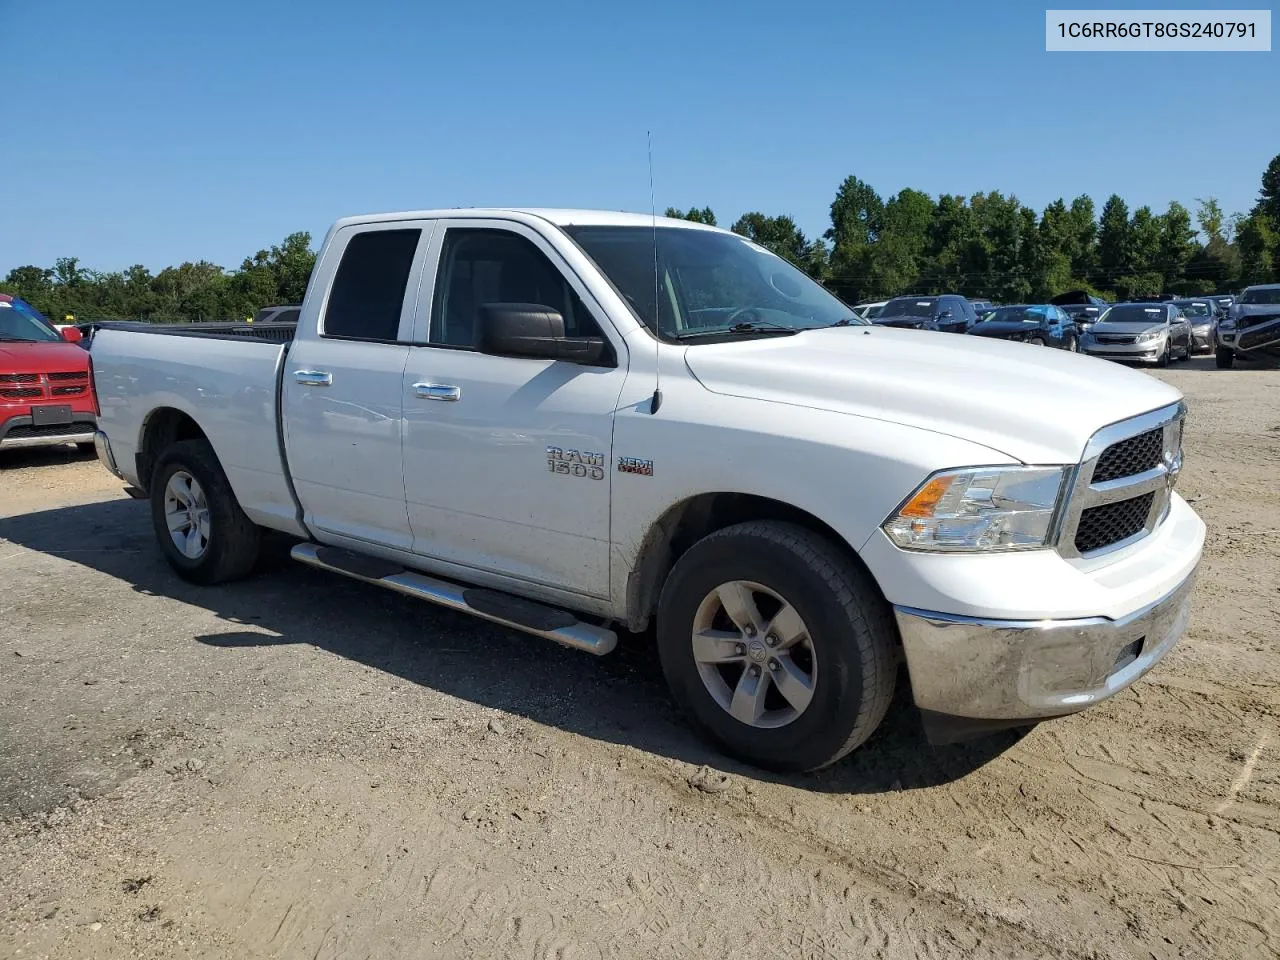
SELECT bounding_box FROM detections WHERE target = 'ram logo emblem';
[547,446,605,480]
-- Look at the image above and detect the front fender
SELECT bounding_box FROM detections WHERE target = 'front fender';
[607,383,1018,621]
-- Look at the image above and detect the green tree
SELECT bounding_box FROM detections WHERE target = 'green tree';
[1097,195,1131,291]
[1258,153,1280,224]
[1236,212,1277,284]
[1064,195,1098,281]
[1158,201,1196,290]
[664,206,716,226]
[864,188,933,295]
[1195,197,1225,243]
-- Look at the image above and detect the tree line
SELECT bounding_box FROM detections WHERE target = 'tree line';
[4,155,1278,323]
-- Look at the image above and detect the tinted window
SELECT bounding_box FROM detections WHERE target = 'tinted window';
[323,229,421,341]
[276,308,301,324]
[880,297,937,318]
[430,229,602,348]
[1099,304,1169,324]
[1240,287,1280,305]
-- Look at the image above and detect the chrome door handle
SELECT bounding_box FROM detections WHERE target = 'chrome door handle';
[414,382,461,402]
[294,370,332,386]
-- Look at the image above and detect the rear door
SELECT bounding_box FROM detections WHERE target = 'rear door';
[282,222,435,549]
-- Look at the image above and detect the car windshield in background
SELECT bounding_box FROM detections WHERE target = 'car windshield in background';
[1239,287,1280,305]
[1175,302,1212,318]
[562,226,863,341]
[981,306,1046,324]
[0,300,61,342]
[1062,305,1098,317]
[880,298,937,318]
[1099,304,1166,324]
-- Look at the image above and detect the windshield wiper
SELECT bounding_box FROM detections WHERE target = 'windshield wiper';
[671,321,798,340]
[826,317,865,327]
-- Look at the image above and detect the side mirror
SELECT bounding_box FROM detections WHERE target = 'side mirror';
[60,325,83,343]
[936,309,953,320]
[477,303,608,365]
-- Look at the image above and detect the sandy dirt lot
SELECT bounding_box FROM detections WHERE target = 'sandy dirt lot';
[1,356,1277,960]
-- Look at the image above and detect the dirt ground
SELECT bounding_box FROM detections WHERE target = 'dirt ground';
[1,355,1277,960]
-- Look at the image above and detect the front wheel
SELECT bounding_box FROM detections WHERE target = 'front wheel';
[1028,337,1046,347]
[656,521,897,772]
[150,439,261,584]
[1156,343,1171,368]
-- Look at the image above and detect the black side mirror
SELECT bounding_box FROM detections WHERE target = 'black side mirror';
[936,309,953,321]
[477,303,608,365]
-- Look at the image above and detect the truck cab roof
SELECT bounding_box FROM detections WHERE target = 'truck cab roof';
[329,208,725,233]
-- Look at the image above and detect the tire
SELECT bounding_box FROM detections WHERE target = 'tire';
[1028,337,1046,347]
[75,441,96,454]
[655,521,897,773]
[1215,347,1235,369]
[1156,344,1170,368]
[149,439,261,585]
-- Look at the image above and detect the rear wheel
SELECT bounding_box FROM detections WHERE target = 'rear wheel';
[150,439,261,584]
[1215,347,1235,369]
[656,521,897,772]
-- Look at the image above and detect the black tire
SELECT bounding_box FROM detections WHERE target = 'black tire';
[149,439,261,585]
[655,521,897,772]
[1156,343,1171,368]
[1028,337,1046,347]
[75,441,96,454]
[1215,347,1234,369]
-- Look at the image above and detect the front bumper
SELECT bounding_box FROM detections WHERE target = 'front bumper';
[894,562,1198,720]
[0,413,97,450]
[1080,339,1164,363]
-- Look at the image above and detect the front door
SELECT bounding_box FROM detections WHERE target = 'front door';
[400,219,629,599]
[282,222,434,550]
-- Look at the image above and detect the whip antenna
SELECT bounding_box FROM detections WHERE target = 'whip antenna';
[648,130,662,415]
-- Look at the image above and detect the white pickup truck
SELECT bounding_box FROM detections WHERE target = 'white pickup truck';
[89,208,1205,772]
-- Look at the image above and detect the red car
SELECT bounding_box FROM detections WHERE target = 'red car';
[0,294,98,452]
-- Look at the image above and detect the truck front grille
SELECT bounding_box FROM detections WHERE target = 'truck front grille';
[1056,403,1184,559]
[1093,427,1163,482]
[1,387,42,400]
[1075,493,1155,554]
[0,373,39,384]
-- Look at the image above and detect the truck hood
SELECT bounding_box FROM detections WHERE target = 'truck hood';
[682,326,1183,464]
[0,340,90,375]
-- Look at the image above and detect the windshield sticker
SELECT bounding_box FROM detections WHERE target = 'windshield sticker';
[916,302,931,306]
[1145,308,1161,313]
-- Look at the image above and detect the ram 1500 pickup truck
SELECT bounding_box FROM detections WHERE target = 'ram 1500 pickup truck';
[89,208,1205,772]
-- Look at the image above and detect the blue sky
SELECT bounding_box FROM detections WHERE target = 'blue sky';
[2,0,1276,273]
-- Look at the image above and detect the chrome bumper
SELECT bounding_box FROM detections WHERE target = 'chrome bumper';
[94,429,125,479]
[893,564,1198,720]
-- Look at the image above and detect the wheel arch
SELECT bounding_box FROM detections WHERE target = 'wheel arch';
[623,492,888,634]
[135,406,209,496]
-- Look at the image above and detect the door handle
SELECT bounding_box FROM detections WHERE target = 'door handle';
[294,370,333,386]
[414,382,461,402]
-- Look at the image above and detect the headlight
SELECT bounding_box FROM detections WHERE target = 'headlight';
[1136,330,1164,343]
[883,466,1067,552]
[1219,315,1237,329]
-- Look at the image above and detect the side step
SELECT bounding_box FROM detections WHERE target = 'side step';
[290,542,617,656]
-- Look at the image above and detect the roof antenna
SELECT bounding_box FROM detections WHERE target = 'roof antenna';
[647,130,663,415]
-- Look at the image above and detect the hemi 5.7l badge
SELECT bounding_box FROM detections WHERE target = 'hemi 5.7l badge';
[618,456,653,476]
[547,447,605,480]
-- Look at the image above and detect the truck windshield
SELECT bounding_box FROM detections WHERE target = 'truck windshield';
[0,299,61,343]
[1239,287,1280,305]
[561,225,862,341]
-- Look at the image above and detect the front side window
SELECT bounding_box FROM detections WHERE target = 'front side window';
[0,298,60,343]
[430,229,601,348]
[323,228,422,341]
[563,225,861,342]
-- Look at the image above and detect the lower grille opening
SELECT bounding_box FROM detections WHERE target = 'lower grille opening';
[1113,638,1145,672]
[1075,492,1155,554]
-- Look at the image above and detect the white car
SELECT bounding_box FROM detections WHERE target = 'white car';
[88,208,1204,772]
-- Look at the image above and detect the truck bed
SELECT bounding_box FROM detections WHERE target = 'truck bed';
[88,324,305,536]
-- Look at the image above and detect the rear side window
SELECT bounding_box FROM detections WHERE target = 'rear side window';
[323,229,421,341]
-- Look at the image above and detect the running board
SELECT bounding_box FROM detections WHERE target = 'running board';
[289,542,617,656]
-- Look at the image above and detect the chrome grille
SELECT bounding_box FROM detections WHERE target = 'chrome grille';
[1075,493,1156,554]
[1093,427,1163,482]
[1056,402,1185,559]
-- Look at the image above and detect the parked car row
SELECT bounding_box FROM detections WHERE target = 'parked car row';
[850,286,1274,371]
